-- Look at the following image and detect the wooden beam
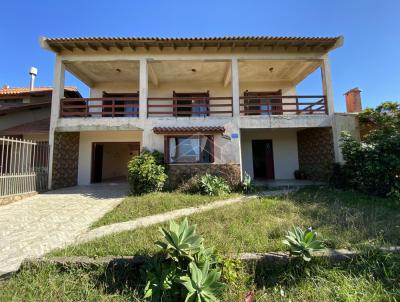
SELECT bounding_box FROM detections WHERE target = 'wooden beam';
[101,43,110,51]
[187,43,192,51]
[128,42,136,51]
[74,43,85,51]
[148,64,159,87]
[172,42,177,50]
[61,44,74,52]
[115,42,124,51]
[87,43,98,51]
[223,63,232,87]
[143,43,149,51]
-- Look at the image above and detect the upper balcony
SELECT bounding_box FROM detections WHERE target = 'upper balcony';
[57,58,330,124]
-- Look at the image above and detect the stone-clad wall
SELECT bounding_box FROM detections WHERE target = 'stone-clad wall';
[167,163,241,189]
[52,132,80,189]
[297,127,335,181]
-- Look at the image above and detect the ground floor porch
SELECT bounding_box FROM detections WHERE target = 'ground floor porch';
[50,125,335,189]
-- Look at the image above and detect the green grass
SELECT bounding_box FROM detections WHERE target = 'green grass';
[91,192,241,228]
[51,188,400,257]
[2,251,399,301]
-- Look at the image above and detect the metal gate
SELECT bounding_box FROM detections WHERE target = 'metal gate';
[0,137,49,197]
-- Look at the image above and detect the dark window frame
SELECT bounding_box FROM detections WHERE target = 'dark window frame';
[164,135,214,164]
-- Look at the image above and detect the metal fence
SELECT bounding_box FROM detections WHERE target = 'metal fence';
[0,137,49,197]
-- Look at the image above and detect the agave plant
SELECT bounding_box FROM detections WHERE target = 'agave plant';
[143,257,180,302]
[179,261,225,302]
[282,226,325,261]
[156,218,203,262]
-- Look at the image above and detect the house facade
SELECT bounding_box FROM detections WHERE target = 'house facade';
[40,36,358,189]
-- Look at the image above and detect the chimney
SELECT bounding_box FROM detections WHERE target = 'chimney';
[344,87,362,113]
[29,67,38,90]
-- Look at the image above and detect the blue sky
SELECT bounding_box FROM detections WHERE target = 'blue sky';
[0,0,398,112]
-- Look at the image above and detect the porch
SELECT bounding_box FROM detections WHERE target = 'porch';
[57,59,330,119]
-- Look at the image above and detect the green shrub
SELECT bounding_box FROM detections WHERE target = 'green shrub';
[176,174,203,194]
[127,150,167,195]
[282,226,325,262]
[200,174,231,196]
[241,172,255,194]
[144,218,224,302]
[340,101,400,199]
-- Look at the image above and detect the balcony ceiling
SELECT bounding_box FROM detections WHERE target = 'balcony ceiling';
[239,60,321,84]
[64,59,320,87]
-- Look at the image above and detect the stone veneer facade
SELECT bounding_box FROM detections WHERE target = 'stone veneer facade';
[167,163,241,189]
[52,132,80,189]
[297,127,335,181]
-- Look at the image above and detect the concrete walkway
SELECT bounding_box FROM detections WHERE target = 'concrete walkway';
[0,182,127,275]
[77,189,291,244]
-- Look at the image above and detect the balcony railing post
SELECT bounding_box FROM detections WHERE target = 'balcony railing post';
[112,99,115,118]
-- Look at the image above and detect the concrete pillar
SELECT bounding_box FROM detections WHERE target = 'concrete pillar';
[47,56,65,189]
[231,58,240,117]
[321,55,340,162]
[139,59,148,119]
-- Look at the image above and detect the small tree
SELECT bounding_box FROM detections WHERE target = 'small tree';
[340,101,400,199]
[127,150,167,195]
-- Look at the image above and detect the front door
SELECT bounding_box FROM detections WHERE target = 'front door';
[91,143,104,183]
[252,140,275,179]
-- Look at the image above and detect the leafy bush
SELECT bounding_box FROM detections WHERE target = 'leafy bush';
[241,172,255,194]
[144,218,224,302]
[339,101,400,199]
[282,226,325,262]
[127,150,167,195]
[200,174,231,196]
[176,174,203,194]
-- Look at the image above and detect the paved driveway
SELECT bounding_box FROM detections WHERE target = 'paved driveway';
[0,182,127,275]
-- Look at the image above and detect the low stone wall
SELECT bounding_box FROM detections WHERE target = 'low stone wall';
[0,192,37,206]
[166,163,241,189]
[297,127,335,181]
[52,132,80,189]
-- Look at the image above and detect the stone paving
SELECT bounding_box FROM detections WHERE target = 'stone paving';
[0,182,127,276]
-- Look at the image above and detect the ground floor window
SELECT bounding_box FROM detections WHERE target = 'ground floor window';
[165,135,214,163]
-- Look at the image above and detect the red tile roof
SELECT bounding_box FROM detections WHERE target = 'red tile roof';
[0,118,49,135]
[0,86,78,96]
[153,126,225,135]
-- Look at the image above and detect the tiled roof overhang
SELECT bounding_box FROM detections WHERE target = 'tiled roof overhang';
[0,118,50,135]
[0,86,80,97]
[153,126,225,135]
[41,36,343,53]
[0,102,51,116]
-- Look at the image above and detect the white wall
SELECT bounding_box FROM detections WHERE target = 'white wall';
[77,130,142,185]
[241,128,299,179]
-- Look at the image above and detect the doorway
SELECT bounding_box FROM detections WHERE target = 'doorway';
[91,142,140,183]
[252,140,275,179]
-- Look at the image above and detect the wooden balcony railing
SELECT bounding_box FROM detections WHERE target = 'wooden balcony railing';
[240,95,327,115]
[60,97,139,117]
[147,97,233,117]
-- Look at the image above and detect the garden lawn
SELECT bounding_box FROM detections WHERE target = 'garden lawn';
[91,192,241,228]
[2,251,399,301]
[51,188,400,257]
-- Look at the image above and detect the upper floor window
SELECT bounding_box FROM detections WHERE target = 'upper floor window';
[243,90,283,115]
[173,91,209,117]
[102,92,139,117]
[166,135,214,163]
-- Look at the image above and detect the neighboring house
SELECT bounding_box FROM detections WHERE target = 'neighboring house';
[40,35,359,189]
[0,86,81,141]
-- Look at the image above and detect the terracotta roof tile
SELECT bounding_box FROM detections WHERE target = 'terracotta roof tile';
[153,126,225,134]
[0,86,78,96]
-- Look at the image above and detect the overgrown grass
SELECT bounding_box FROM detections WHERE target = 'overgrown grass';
[2,251,399,301]
[51,188,400,257]
[91,192,241,228]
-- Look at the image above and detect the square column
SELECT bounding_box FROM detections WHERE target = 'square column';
[231,58,240,117]
[139,59,148,119]
[48,56,65,189]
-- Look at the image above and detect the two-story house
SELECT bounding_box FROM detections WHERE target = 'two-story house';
[40,36,358,189]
